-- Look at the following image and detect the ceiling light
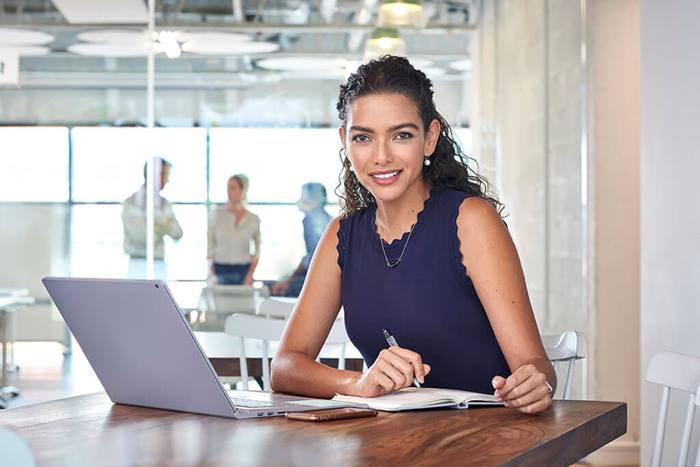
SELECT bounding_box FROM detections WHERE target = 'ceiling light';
[77,29,148,44]
[450,59,472,73]
[0,28,54,46]
[378,0,423,28]
[364,28,406,61]
[67,43,164,57]
[158,31,181,59]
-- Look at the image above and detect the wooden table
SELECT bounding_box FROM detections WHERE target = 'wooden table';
[0,393,626,466]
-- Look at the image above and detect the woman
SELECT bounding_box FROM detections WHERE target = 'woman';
[271,56,556,414]
[207,174,260,285]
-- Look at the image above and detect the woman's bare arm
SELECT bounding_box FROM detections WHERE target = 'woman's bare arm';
[270,218,358,397]
[271,217,430,398]
[457,197,556,413]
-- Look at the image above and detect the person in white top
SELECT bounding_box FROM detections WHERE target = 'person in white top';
[208,174,261,285]
[122,157,183,279]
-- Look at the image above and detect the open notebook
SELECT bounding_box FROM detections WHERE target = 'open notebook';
[332,387,503,412]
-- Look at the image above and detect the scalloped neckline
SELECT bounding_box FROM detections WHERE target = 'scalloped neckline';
[374,188,438,248]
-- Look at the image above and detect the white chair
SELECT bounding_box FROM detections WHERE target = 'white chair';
[225,313,350,392]
[541,331,585,400]
[646,351,700,467]
[256,297,297,319]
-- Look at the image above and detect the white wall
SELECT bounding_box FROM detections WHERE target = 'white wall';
[588,0,641,459]
[641,0,700,465]
[474,0,588,398]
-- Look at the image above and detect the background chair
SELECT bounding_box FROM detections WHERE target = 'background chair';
[541,331,585,400]
[225,313,351,392]
[256,297,297,319]
[646,350,700,467]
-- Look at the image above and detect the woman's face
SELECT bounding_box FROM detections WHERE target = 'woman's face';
[339,93,439,204]
[227,178,244,204]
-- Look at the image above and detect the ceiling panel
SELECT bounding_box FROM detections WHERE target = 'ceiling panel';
[50,0,148,24]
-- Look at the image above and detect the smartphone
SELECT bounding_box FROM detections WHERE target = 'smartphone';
[285,407,378,422]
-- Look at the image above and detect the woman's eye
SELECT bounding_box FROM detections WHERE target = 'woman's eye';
[352,134,369,143]
[395,132,413,140]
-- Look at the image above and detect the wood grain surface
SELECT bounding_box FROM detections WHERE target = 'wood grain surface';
[0,393,626,466]
[209,357,364,377]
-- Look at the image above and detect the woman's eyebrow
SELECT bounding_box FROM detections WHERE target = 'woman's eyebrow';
[388,123,420,132]
[349,123,420,133]
[349,125,374,133]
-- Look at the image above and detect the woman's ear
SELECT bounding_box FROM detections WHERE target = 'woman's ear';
[424,119,440,155]
[338,126,347,150]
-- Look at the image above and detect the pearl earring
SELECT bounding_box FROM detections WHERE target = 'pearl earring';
[423,156,431,167]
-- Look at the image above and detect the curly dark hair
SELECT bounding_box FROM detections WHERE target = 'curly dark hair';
[335,55,504,217]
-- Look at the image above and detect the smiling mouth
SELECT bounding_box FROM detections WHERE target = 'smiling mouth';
[370,170,401,180]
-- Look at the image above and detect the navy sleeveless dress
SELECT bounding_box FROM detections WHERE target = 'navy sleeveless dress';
[337,187,511,394]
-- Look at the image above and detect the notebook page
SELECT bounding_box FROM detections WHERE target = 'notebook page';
[430,388,501,404]
[332,387,462,411]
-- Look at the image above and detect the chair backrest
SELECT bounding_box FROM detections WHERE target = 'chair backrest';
[256,297,297,319]
[225,313,350,392]
[541,331,585,400]
[199,285,265,315]
[646,351,700,467]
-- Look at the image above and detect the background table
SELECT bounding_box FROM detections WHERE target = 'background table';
[0,293,34,408]
[0,393,626,466]
[195,331,366,376]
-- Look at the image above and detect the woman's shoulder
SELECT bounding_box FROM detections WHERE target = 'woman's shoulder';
[337,205,373,229]
[456,195,505,235]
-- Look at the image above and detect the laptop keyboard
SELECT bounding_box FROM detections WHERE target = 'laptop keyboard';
[227,394,274,409]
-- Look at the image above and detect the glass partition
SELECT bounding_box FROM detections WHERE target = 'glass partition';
[0,127,69,202]
[208,128,342,204]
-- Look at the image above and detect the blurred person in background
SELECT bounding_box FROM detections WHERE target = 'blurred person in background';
[271,182,331,297]
[208,174,260,285]
[122,157,183,279]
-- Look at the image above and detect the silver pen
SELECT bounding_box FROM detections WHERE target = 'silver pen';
[382,328,421,388]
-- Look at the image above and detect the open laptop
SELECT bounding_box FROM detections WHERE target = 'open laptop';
[42,277,354,419]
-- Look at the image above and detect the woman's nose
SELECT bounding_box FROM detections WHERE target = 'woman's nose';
[374,141,392,165]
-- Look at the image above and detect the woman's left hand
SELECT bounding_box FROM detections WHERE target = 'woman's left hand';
[492,364,552,414]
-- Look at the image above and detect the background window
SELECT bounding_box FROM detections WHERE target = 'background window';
[71,127,207,203]
[251,204,340,280]
[209,128,342,204]
[0,127,69,202]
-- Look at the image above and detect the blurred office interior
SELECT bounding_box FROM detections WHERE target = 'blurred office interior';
[1,1,699,465]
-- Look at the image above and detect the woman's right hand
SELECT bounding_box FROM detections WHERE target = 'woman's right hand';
[348,347,431,398]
